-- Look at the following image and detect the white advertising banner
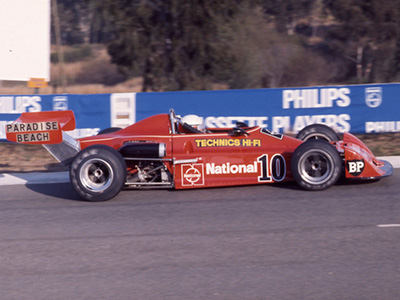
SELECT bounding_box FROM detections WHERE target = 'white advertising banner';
[0,0,50,81]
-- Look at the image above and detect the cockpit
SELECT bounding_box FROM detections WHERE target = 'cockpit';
[169,108,204,134]
[169,108,254,136]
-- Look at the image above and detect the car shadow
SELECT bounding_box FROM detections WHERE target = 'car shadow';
[336,175,381,186]
[266,177,381,191]
[267,181,304,191]
[26,182,83,201]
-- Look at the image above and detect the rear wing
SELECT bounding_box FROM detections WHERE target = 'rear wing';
[6,110,80,165]
[6,110,75,144]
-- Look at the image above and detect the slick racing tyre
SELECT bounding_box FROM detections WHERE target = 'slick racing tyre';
[70,145,126,201]
[296,124,340,142]
[291,139,341,191]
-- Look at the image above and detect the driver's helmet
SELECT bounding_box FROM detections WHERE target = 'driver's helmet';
[182,114,206,132]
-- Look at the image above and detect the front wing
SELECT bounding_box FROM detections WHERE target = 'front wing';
[342,133,393,180]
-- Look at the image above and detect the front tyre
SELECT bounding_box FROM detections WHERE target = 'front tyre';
[291,140,341,191]
[70,145,126,201]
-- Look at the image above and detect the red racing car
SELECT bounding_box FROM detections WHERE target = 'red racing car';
[6,109,393,201]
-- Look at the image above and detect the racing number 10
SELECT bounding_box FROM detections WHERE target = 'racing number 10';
[258,154,286,182]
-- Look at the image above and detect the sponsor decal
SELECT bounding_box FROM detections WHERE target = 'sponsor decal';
[181,163,204,186]
[206,162,258,175]
[16,132,50,143]
[6,121,59,143]
[6,121,58,133]
[365,87,382,108]
[204,154,286,182]
[346,159,365,176]
[365,121,400,133]
[195,138,261,148]
[282,88,351,109]
[258,154,286,182]
[0,96,41,113]
[205,116,268,128]
[272,114,351,134]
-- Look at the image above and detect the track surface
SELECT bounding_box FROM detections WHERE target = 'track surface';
[0,170,399,300]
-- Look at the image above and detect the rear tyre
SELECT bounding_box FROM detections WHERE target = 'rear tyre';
[97,127,121,135]
[70,145,126,201]
[291,140,341,191]
[296,124,340,142]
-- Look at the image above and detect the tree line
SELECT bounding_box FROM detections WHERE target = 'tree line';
[54,0,400,91]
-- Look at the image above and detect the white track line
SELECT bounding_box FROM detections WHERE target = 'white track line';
[377,224,400,228]
[0,172,69,186]
[377,156,400,168]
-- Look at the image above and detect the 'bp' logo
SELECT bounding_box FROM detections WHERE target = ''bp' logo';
[365,87,382,108]
[346,160,365,176]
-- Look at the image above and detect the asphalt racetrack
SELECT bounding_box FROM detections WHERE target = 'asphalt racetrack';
[0,169,399,300]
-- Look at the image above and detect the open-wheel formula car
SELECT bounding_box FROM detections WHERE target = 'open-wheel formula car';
[5,109,393,201]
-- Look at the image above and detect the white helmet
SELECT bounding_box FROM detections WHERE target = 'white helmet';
[182,114,206,131]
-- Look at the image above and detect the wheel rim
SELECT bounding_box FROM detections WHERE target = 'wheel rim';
[80,158,114,192]
[298,149,334,185]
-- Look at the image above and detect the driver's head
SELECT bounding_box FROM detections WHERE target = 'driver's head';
[182,114,205,131]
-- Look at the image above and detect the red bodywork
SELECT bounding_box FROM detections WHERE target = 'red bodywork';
[79,113,303,189]
[6,110,392,189]
[340,133,390,179]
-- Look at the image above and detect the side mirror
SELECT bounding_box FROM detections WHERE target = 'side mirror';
[229,127,248,136]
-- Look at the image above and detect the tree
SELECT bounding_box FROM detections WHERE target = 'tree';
[52,0,112,45]
[322,0,400,83]
[214,6,298,88]
[213,5,336,88]
[262,0,317,35]
[52,0,400,89]
[385,2,400,81]
[105,0,250,91]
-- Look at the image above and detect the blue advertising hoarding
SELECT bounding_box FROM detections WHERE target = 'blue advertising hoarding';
[0,83,399,140]
[136,83,399,134]
[0,94,112,139]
